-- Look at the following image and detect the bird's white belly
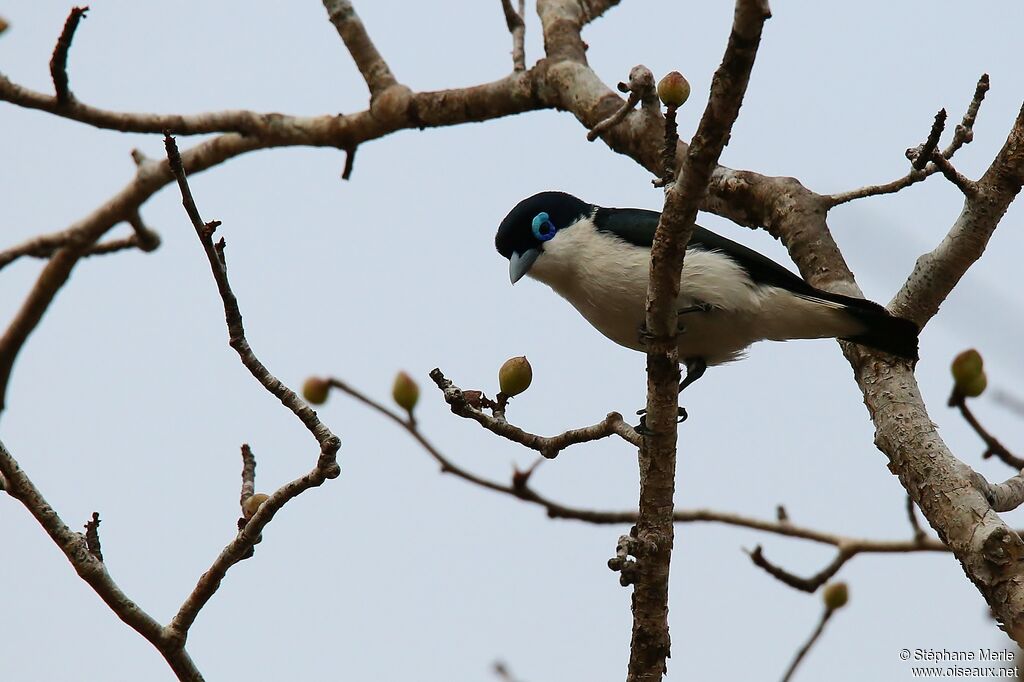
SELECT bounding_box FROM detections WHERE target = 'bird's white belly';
[529,229,766,364]
[563,279,763,365]
[526,222,861,365]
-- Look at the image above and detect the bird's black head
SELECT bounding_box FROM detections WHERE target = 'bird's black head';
[495,191,593,283]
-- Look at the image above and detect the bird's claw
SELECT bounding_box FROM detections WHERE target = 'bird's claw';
[639,321,689,343]
[634,406,688,433]
[641,304,711,344]
[637,322,655,346]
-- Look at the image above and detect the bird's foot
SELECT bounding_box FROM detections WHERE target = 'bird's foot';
[640,304,712,344]
[639,321,691,343]
[637,321,656,346]
[634,406,688,434]
[678,357,708,393]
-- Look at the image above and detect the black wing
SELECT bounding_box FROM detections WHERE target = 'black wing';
[592,207,818,296]
[591,206,919,360]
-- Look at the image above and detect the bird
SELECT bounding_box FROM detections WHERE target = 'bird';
[495,191,918,393]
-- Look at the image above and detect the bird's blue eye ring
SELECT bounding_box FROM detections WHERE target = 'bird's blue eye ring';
[531,212,556,242]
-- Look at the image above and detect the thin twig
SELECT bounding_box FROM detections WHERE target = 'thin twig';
[341,145,357,180]
[0,63,543,417]
[891,97,1024,322]
[911,109,946,171]
[428,368,641,457]
[240,444,256,505]
[164,134,339,468]
[780,606,836,682]
[748,545,853,592]
[84,512,103,562]
[322,0,398,97]
[500,0,527,72]
[654,98,680,187]
[49,6,89,104]
[162,133,341,647]
[126,212,161,252]
[328,376,948,556]
[587,65,655,142]
[0,440,204,680]
[929,151,978,196]
[943,74,990,157]
[971,469,1024,513]
[237,444,260,561]
[0,225,157,270]
[949,392,1024,469]
[827,74,990,206]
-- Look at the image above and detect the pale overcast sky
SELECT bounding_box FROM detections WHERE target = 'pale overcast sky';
[2,2,1024,681]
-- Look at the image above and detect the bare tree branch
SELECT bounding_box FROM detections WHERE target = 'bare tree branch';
[329,375,948,557]
[322,0,398,98]
[0,135,265,415]
[630,2,771,679]
[894,100,1024,327]
[780,603,839,682]
[161,134,342,653]
[49,6,88,104]
[587,65,656,142]
[240,444,256,505]
[748,545,852,593]
[0,0,632,426]
[827,74,989,206]
[83,512,103,562]
[0,440,204,681]
[972,470,1024,513]
[0,67,546,415]
[777,98,1024,643]
[945,74,991,157]
[164,133,340,467]
[928,151,979,197]
[500,0,527,72]
[681,61,1024,641]
[911,108,947,171]
[428,368,641,457]
[5,0,1024,664]
[0,221,157,271]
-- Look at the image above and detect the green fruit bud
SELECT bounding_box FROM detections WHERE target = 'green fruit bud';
[302,377,330,405]
[242,493,269,519]
[960,370,988,398]
[498,356,533,397]
[657,71,690,107]
[823,582,849,610]
[392,371,420,412]
[951,349,984,387]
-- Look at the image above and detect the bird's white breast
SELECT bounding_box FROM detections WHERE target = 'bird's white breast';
[527,218,860,365]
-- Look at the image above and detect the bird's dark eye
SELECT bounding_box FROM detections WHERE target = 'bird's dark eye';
[531,212,557,242]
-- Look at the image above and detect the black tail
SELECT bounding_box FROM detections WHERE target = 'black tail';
[800,288,919,361]
[828,294,919,361]
[844,310,919,361]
